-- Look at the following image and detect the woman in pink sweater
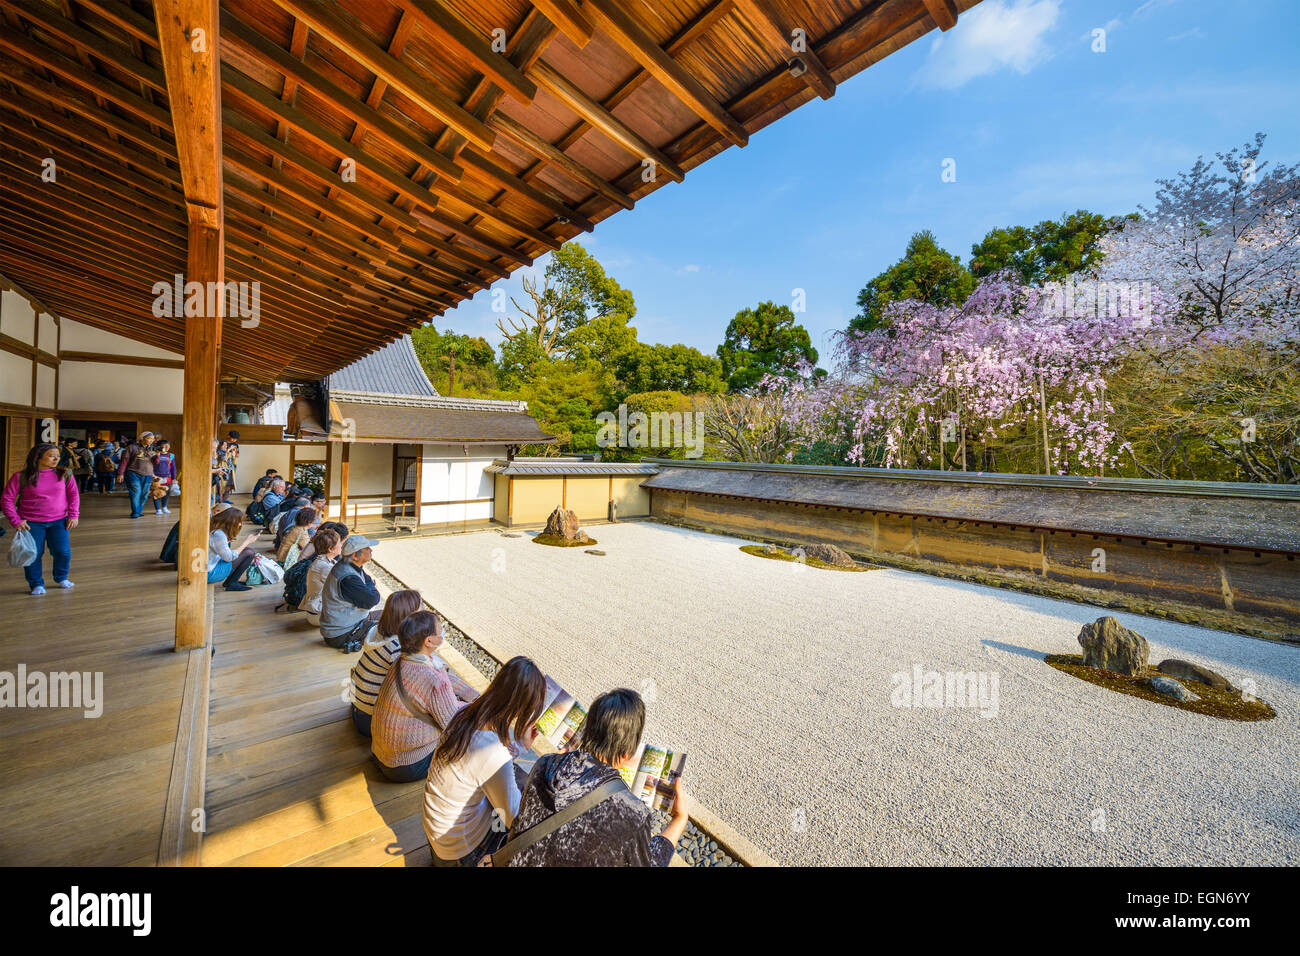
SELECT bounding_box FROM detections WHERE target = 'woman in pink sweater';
[370,611,474,782]
[3,443,80,595]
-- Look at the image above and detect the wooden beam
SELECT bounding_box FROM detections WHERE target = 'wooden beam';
[154,0,222,226]
[529,0,594,48]
[219,9,464,183]
[268,0,496,153]
[397,0,536,104]
[921,0,959,31]
[530,60,685,183]
[489,111,633,211]
[583,0,748,147]
[732,0,836,99]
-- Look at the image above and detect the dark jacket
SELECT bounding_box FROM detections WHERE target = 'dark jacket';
[505,750,673,867]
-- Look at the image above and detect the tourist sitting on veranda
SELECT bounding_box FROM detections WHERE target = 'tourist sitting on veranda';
[301,521,347,562]
[348,588,422,737]
[251,468,278,502]
[370,611,466,782]
[208,507,261,593]
[319,533,382,651]
[502,688,690,867]
[423,656,546,866]
[272,496,312,547]
[300,528,340,626]
[276,506,317,565]
[259,478,287,515]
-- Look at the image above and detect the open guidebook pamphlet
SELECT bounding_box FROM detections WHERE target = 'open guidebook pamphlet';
[527,676,685,811]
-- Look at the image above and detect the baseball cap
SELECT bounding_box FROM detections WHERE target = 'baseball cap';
[341,534,379,556]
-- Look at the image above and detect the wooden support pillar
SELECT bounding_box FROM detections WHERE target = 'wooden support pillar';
[339,441,350,529]
[414,447,424,529]
[174,222,223,651]
[157,0,224,651]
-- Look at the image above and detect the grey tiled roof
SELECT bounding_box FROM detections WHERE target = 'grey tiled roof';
[325,335,438,398]
[484,458,659,476]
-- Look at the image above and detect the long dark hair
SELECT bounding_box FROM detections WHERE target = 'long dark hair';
[432,656,545,768]
[22,443,67,486]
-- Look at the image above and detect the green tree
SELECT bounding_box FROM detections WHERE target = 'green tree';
[851,230,974,334]
[494,242,636,366]
[410,324,498,395]
[969,210,1126,284]
[617,342,725,397]
[718,301,820,392]
[508,359,608,455]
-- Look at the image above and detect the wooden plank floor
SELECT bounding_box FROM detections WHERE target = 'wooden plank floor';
[0,492,191,865]
[202,533,438,867]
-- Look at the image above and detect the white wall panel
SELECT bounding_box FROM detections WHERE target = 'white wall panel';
[1,289,36,344]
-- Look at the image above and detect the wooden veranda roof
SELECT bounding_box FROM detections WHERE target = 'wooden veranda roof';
[0,0,978,383]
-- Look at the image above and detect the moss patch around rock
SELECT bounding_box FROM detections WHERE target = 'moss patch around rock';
[532,533,597,548]
[1044,654,1275,722]
[740,544,875,572]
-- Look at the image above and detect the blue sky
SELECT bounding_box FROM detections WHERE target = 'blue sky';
[436,0,1300,360]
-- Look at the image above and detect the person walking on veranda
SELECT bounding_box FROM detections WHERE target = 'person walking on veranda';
[117,432,157,519]
[2,443,79,595]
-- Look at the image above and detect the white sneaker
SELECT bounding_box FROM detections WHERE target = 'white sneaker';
[163,507,172,514]
[30,586,46,595]
[55,579,75,589]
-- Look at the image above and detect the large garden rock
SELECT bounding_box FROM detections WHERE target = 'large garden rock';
[801,543,855,567]
[1157,659,1235,692]
[1077,616,1149,676]
[544,506,584,540]
[1147,675,1197,702]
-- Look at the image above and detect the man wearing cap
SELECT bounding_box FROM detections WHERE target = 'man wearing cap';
[319,534,382,652]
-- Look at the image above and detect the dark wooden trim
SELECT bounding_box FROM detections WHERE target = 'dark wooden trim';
[60,350,185,369]
[1,333,36,358]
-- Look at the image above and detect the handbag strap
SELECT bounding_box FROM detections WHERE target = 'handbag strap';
[394,657,443,731]
[491,776,626,867]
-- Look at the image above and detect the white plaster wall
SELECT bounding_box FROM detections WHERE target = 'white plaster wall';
[0,350,31,405]
[38,313,58,354]
[58,362,183,414]
[0,289,35,344]
[419,444,501,525]
[35,363,55,408]
[234,444,291,494]
[60,318,181,360]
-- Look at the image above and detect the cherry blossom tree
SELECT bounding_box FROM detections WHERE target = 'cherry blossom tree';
[774,275,1174,474]
[1096,133,1300,345]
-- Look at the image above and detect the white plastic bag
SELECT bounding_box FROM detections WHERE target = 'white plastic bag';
[8,528,37,568]
[255,555,284,585]
[169,479,181,496]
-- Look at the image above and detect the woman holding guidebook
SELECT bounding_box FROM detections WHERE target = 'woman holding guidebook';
[502,687,691,867]
[423,656,547,867]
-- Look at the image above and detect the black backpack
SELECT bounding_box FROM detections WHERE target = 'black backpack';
[262,499,285,530]
[276,555,315,612]
[159,521,180,566]
[246,497,266,523]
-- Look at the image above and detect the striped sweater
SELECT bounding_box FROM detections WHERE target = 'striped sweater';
[349,634,401,716]
[370,654,462,769]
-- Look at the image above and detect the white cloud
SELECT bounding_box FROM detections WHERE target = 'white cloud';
[676,264,700,275]
[917,0,1061,89]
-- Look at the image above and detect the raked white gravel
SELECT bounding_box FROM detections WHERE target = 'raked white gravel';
[377,521,1300,866]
